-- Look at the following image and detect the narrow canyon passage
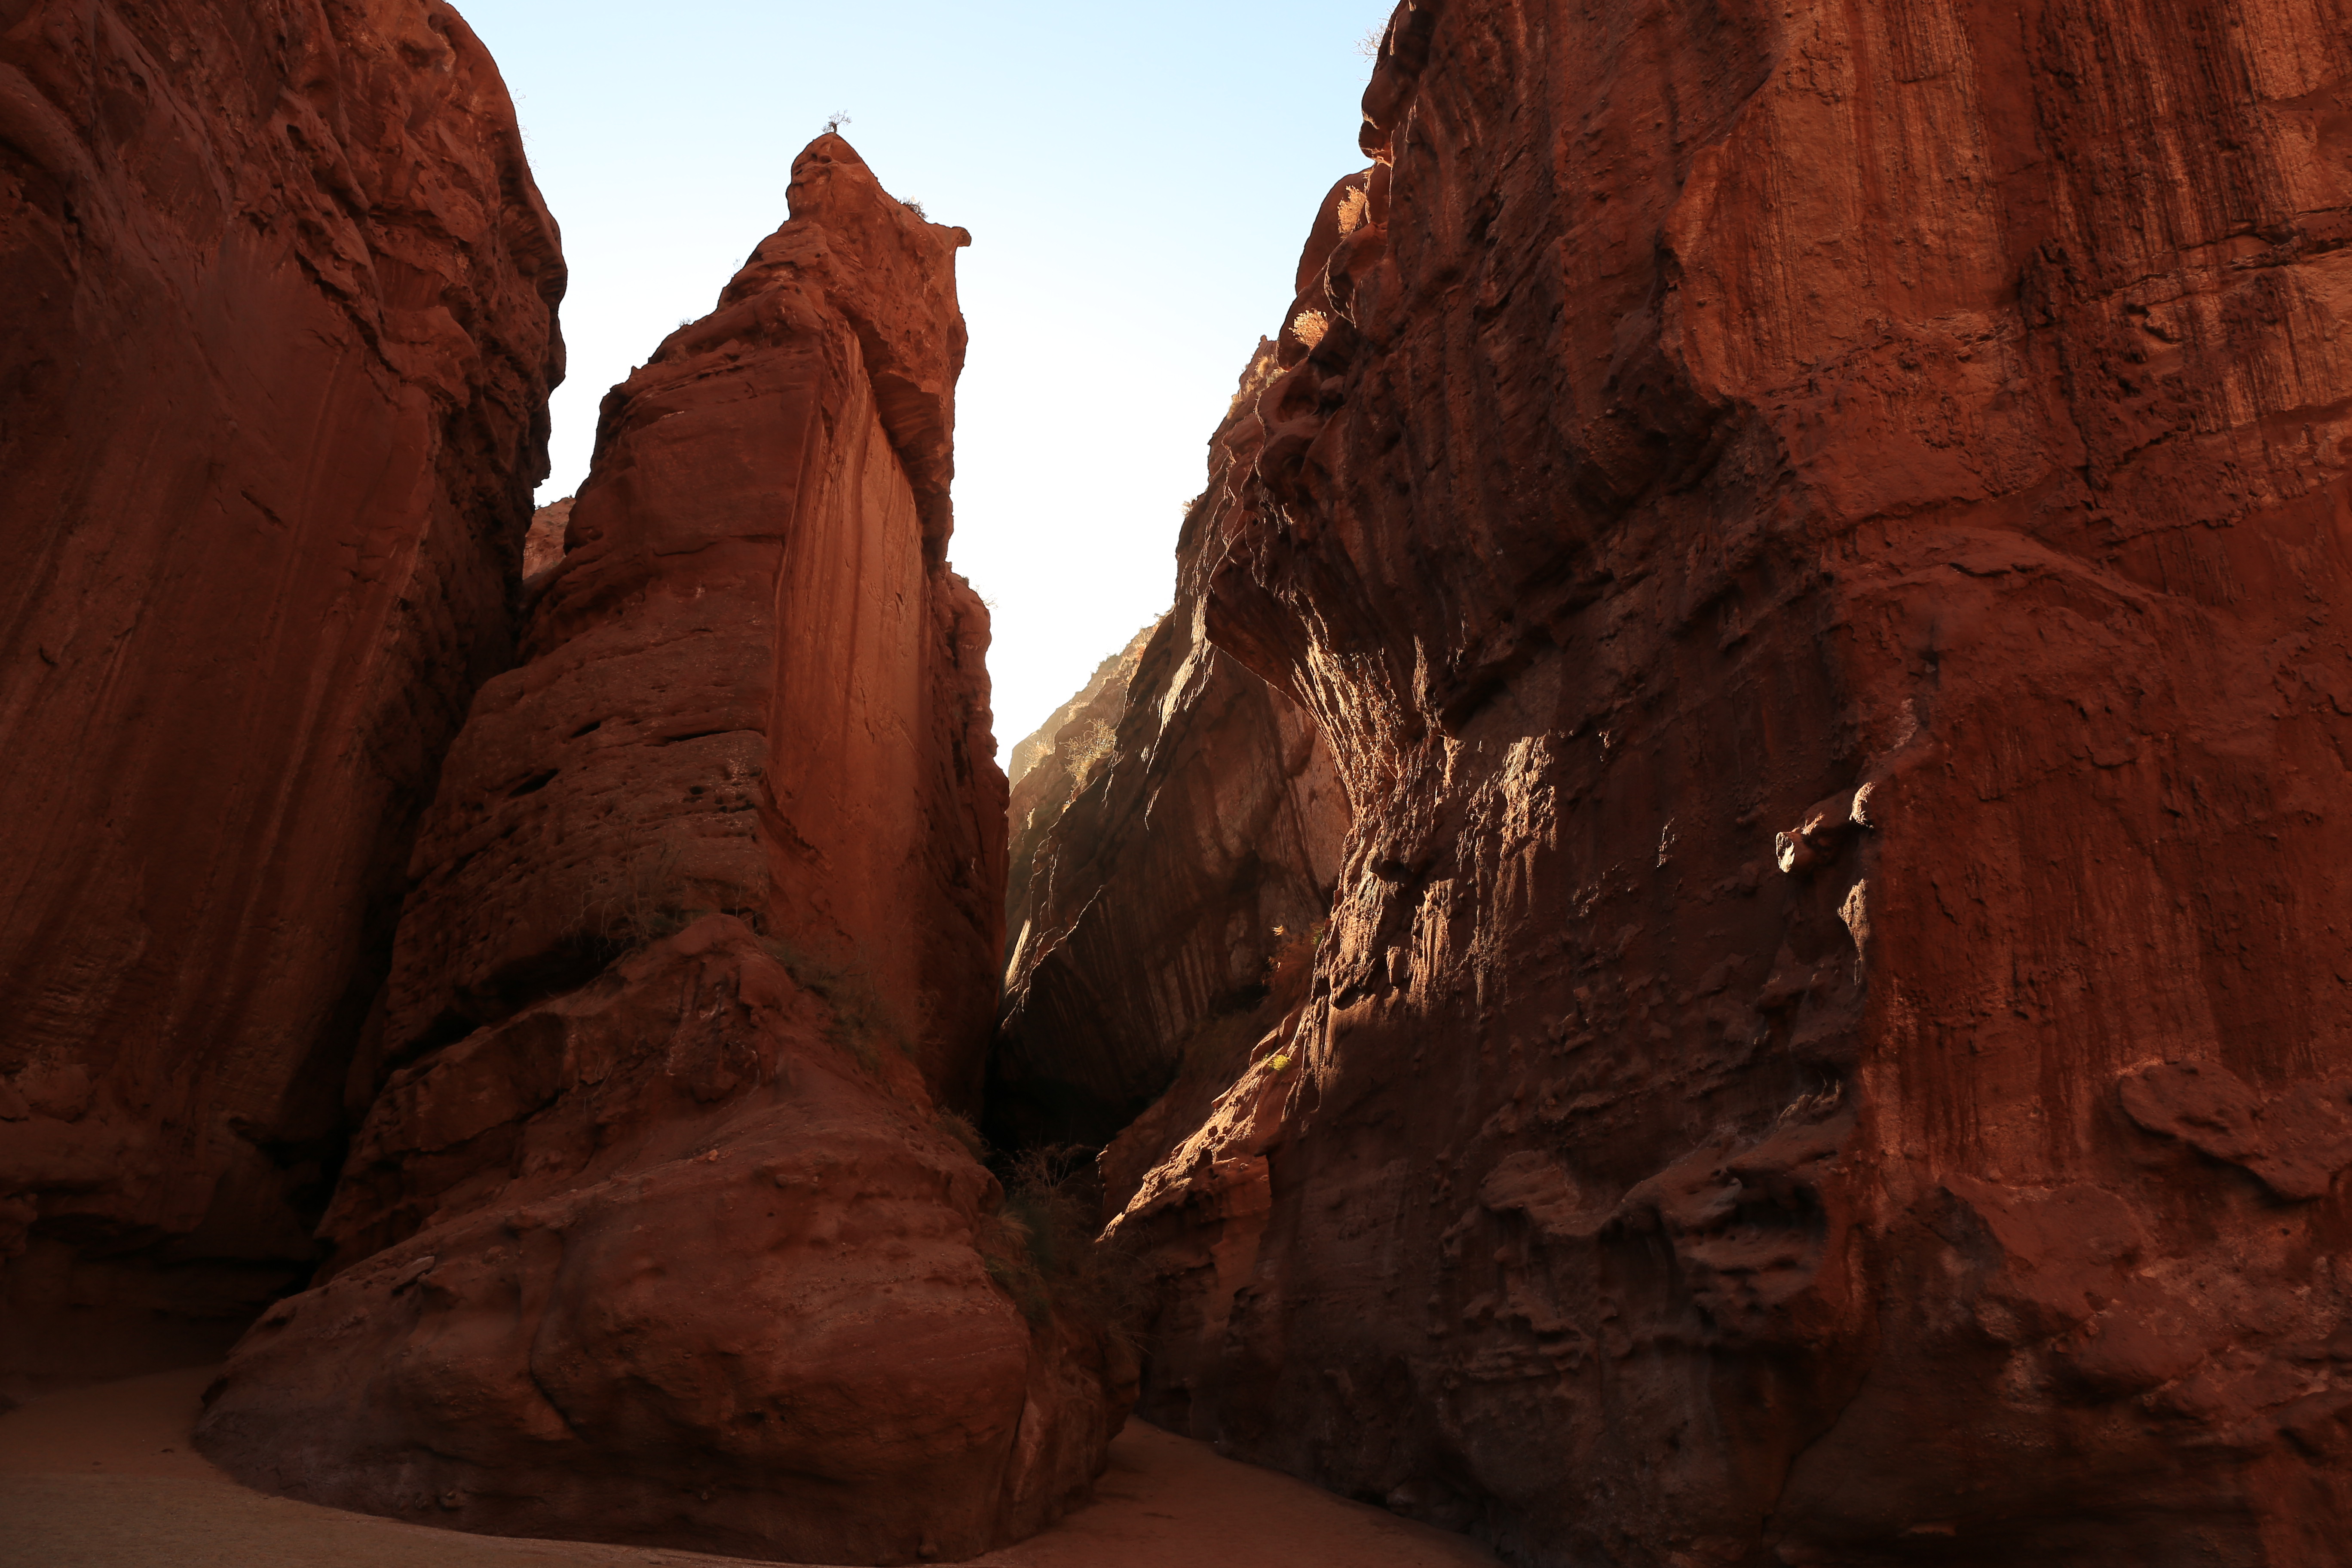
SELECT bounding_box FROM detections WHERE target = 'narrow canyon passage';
[8,1,2352,1566]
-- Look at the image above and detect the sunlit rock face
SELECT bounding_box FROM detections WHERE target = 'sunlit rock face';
[1082,1,2352,1562]
[0,0,563,1393]
[196,137,1130,1567]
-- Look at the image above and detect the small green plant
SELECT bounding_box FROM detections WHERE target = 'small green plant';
[1267,1052,1294,1073]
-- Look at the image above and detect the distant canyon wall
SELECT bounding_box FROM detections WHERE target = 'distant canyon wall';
[0,0,562,1391]
[995,569,1346,1156]
[1008,1,2352,1563]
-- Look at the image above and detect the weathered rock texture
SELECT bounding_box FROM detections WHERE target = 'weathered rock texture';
[0,0,562,1393]
[1004,626,1151,795]
[1088,2,2352,1563]
[521,495,573,578]
[196,136,1127,1565]
[995,594,1347,1155]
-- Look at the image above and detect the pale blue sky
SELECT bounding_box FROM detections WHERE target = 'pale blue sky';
[459,0,1392,761]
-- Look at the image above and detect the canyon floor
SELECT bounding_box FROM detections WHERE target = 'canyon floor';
[0,1370,1496,1568]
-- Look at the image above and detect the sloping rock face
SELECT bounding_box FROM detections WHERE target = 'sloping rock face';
[1104,2,2352,1563]
[1004,624,1152,799]
[521,495,573,578]
[0,0,562,1391]
[196,137,1125,1566]
[995,591,1346,1154]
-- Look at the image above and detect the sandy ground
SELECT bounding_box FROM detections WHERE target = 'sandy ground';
[0,1368,1498,1568]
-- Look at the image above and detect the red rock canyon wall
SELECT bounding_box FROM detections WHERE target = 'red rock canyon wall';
[0,0,562,1393]
[195,136,1125,1565]
[1044,1,2352,1564]
[994,567,1347,1155]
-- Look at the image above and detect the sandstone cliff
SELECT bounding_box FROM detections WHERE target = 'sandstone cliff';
[196,135,1127,1565]
[0,0,562,1393]
[1059,2,2352,1563]
[521,495,573,578]
[995,593,1347,1159]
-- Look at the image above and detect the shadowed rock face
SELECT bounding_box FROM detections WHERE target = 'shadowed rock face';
[196,135,1128,1567]
[1073,1,2352,1563]
[994,590,1348,1155]
[0,0,563,1391]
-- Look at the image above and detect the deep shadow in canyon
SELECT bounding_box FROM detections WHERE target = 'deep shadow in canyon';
[9,1,2352,1566]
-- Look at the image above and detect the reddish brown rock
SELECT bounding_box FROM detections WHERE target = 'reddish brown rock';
[196,136,1127,1564]
[521,495,573,579]
[1099,2,2352,1562]
[0,0,561,1393]
[352,132,1001,1110]
[995,588,1347,1155]
[202,916,1122,1565]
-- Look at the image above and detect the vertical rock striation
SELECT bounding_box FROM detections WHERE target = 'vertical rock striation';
[994,571,1347,1156]
[0,0,562,1391]
[1088,1,2352,1562]
[196,136,1125,1566]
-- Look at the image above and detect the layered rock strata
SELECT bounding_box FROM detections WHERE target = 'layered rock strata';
[995,593,1346,1156]
[196,136,1126,1565]
[0,0,562,1391]
[1080,2,2352,1563]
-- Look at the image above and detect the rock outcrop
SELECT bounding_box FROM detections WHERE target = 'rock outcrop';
[196,136,1127,1565]
[1076,2,2352,1563]
[521,496,573,578]
[994,587,1346,1155]
[0,0,562,1393]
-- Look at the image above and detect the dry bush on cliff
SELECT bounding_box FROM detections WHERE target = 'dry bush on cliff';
[755,936,904,1075]
[1226,345,1283,417]
[1063,720,1117,781]
[979,1145,1145,1335]
[581,842,687,954]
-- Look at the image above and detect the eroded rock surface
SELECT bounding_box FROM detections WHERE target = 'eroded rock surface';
[995,587,1346,1155]
[1093,2,2352,1563]
[521,496,573,579]
[0,0,562,1392]
[196,137,1125,1564]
